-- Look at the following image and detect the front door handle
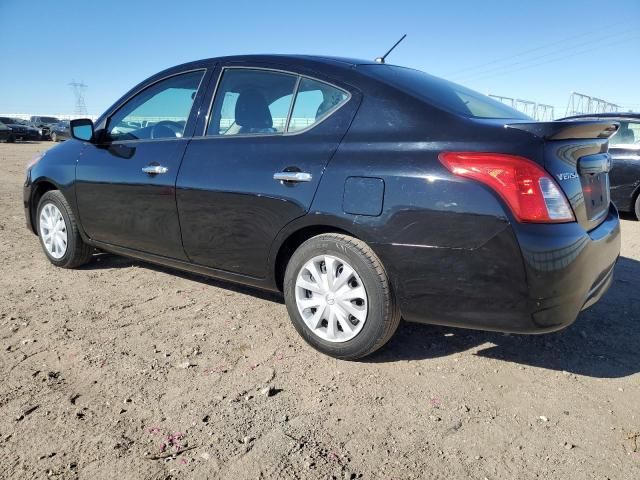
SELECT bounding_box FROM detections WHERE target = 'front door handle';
[273,171,312,183]
[142,165,169,175]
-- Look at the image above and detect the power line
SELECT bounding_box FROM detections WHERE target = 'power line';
[456,35,640,84]
[454,30,639,82]
[445,19,636,77]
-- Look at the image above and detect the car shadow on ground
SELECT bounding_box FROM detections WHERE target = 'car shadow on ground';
[370,256,640,379]
[81,252,284,304]
[83,252,639,379]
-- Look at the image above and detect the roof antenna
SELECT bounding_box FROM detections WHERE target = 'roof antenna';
[375,34,407,64]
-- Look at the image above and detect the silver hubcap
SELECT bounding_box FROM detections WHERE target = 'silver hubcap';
[39,203,67,259]
[295,254,368,343]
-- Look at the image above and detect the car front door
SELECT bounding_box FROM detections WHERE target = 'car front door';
[608,120,640,210]
[176,65,360,278]
[75,68,209,259]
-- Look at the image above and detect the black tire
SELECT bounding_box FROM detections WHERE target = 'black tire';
[283,233,401,360]
[635,193,640,221]
[36,190,93,268]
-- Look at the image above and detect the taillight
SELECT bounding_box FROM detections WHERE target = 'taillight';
[439,152,575,223]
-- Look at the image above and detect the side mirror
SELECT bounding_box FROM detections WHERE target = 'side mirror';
[70,118,94,142]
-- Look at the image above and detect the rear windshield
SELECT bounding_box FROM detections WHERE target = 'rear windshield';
[39,117,60,123]
[360,65,532,120]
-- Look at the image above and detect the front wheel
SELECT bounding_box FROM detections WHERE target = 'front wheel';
[36,190,93,268]
[284,233,400,360]
[634,193,640,221]
[51,132,57,142]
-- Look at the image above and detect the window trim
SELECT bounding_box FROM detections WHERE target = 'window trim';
[104,68,207,145]
[201,66,352,139]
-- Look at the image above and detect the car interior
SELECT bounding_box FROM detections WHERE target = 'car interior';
[209,70,348,136]
[105,68,349,142]
[611,122,637,145]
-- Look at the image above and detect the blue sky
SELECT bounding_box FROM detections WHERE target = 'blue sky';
[1,0,638,117]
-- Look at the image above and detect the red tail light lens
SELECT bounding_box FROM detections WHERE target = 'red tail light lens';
[439,152,575,223]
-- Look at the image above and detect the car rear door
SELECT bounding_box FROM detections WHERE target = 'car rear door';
[176,64,360,278]
[75,67,210,259]
[608,120,640,210]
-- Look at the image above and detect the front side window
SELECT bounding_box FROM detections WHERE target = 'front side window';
[107,70,204,141]
[610,121,640,146]
[288,78,348,132]
[207,69,297,136]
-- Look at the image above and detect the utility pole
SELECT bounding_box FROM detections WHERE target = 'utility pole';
[565,92,619,116]
[68,80,88,117]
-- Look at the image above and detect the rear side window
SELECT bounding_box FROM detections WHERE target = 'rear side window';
[360,65,532,120]
[207,69,349,136]
[288,78,348,132]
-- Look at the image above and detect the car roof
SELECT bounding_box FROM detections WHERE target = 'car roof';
[167,54,380,73]
[211,54,374,66]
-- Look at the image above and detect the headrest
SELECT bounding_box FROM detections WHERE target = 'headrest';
[617,127,635,144]
[235,89,272,129]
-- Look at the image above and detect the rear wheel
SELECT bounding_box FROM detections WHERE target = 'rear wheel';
[283,233,400,360]
[37,191,93,268]
[634,193,640,220]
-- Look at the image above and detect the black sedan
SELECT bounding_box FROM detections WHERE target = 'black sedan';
[0,121,11,142]
[23,55,620,359]
[50,120,71,142]
[29,116,62,140]
[0,117,40,141]
[559,113,640,219]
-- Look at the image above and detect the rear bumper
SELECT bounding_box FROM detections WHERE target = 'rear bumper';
[374,204,620,334]
[518,203,620,331]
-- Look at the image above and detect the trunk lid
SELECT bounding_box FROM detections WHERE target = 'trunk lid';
[506,120,619,231]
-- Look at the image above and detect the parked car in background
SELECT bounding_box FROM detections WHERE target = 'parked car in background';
[0,121,11,142]
[559,113,640,219]
[23,55,621,359]
[50,120,70,142]
[0,117,40,141]
[29,116,61,140]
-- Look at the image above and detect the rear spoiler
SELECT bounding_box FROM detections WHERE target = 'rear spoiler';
[505,120,619,140]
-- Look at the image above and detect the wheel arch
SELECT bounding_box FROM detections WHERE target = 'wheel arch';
[632,183,640,210]
[29,178,61,235]
[272,223,363,291]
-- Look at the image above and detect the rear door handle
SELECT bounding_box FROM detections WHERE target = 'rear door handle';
[142,165,169,175]
[273,171,312,183]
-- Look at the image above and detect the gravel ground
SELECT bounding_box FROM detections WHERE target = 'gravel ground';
[1,141,639,480]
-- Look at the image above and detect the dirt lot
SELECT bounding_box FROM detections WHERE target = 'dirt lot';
[1,141,639,480]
